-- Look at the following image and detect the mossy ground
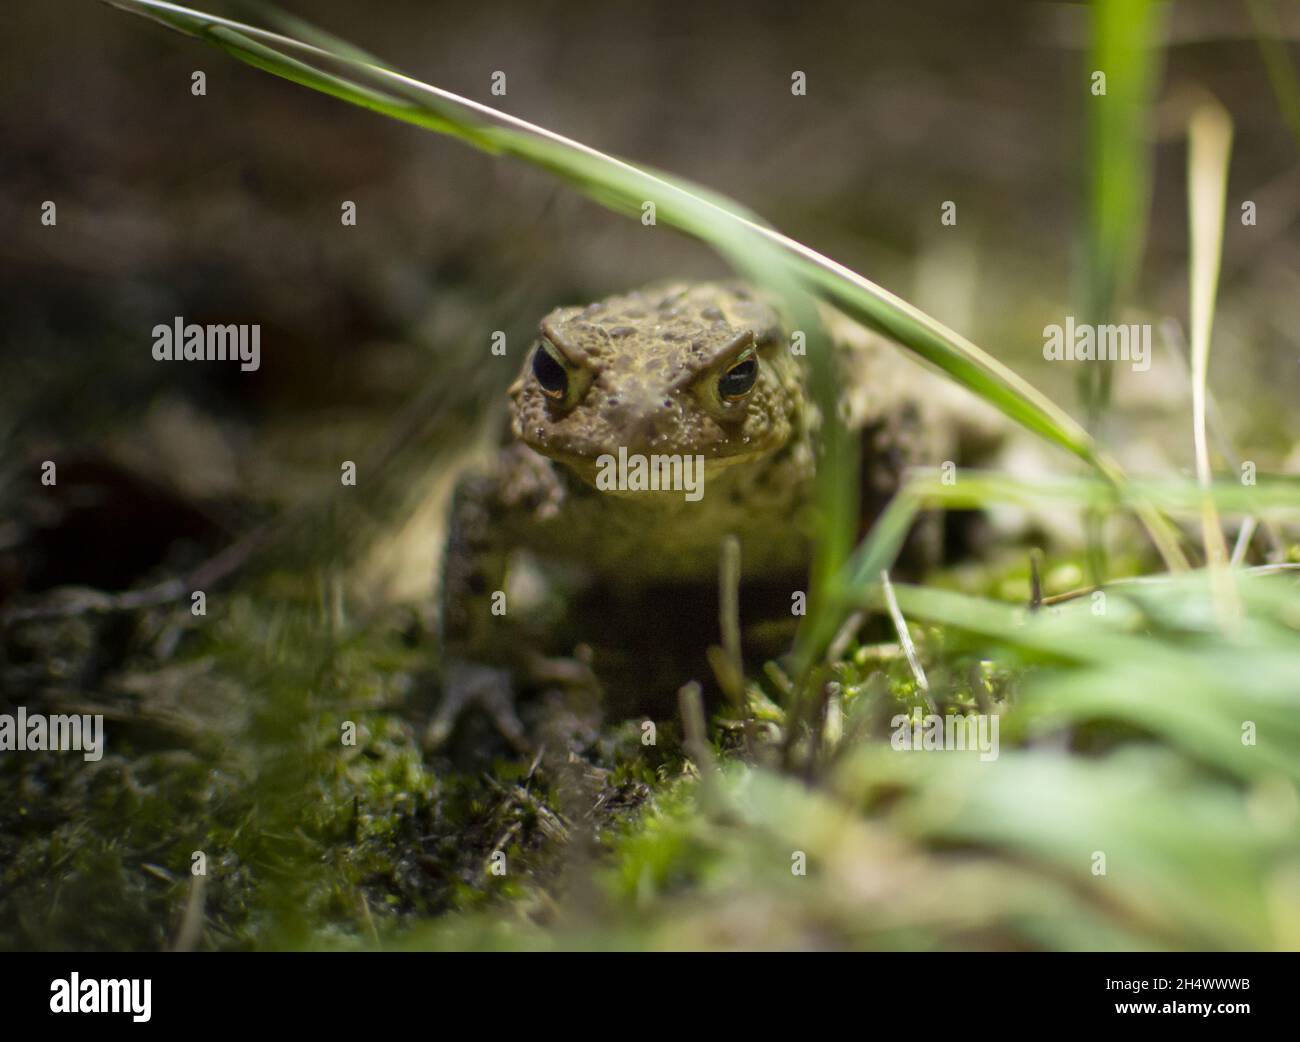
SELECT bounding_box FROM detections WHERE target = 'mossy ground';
[0,575,698,950]
[0,541,995,951]
[0,542,1202,952]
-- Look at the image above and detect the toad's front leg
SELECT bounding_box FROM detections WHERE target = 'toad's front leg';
[428,448,583,753]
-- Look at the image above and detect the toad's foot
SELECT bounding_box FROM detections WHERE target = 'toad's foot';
[424,652,603,754]
[425,661,530,754]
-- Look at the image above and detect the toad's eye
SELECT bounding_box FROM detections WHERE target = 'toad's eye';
[532,341,569,399]
[718,352,758,402]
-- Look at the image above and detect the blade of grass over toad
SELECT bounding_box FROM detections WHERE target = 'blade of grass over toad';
[1186,98,1239,622]
[106,1,1082,455]
[101,0,1189,576]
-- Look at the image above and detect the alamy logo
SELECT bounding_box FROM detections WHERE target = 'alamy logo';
[50,974,151,1022]
[891,712,1000,762]
[595,447,704,502]
[0,707,104,761]
[152,316,261,371]
[1042,316,1150,372]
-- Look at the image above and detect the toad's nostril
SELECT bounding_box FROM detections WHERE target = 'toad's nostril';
[618,409,663,448]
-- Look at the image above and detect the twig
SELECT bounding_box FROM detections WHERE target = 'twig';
[880,569,934,712]
[677,681,716,777]
[1,523,271,625]
[1162,318,1286,562]
[1230,517,1258,567]
[826,610,865,663]
[1040,562,1300,607]
[171,873,207,953]
[710,535,744,706]
[1028,548,1044,612]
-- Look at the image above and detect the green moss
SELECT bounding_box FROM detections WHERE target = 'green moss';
[7,540,1300,952]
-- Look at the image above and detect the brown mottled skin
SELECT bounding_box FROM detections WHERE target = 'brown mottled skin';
[431,281,993,747]
[501,283,812,582]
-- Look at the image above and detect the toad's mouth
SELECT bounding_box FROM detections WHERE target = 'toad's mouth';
[532,442,771,492]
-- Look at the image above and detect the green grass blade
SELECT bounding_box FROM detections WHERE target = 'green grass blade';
[1081,0,1163,424]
